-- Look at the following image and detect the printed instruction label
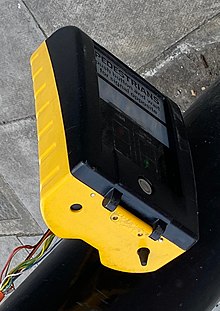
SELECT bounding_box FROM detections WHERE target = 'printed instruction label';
[95,46,169,147]
[95,47,166,123]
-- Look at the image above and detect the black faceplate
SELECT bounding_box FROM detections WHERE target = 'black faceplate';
[46,26,198,249]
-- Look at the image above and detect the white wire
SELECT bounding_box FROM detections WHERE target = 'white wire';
[0,238,61,293]
[0,272,22,290]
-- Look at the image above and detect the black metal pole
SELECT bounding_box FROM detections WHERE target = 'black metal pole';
[105,79,220,311]
[0,240,92,311]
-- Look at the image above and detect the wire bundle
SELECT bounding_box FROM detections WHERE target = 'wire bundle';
[0,230,57,300]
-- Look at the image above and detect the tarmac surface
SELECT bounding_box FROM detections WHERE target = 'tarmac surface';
[1,0,220,308]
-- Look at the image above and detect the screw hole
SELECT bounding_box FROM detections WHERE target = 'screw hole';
[112,216,118,221]
[70,204,82,211]
[138,233,143,237]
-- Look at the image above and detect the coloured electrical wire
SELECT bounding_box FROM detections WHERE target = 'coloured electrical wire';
[0,234,55,292]
[25,229,52,260]
[0,229,52,285]
[0,230,58,297]
[0,244,35,284]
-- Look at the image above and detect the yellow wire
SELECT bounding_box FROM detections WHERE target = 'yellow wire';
[0,235,55,292]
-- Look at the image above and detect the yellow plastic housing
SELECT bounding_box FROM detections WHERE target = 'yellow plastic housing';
[30,42,184,273]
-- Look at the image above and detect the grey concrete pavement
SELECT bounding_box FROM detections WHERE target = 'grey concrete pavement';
[0,118,45,230]
[0,173,40,235]
[25,0,220,69]
[1,0,220,307]
[0,0,45,123]
[139,14,220,111]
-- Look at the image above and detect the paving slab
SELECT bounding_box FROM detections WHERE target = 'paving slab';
[0,118,45,231]
[17,235,42,246]
[138,14,220,111]
[0,0,45,124]
[24,0,220,69]
[0,174,41,236]
[0,236,27,269]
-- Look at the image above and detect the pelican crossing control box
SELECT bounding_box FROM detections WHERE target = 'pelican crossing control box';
[30,26,198,273]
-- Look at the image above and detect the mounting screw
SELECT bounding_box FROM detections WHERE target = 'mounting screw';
[70,204,82,211]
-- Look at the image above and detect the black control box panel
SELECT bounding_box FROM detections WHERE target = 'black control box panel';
[45,26,198,250]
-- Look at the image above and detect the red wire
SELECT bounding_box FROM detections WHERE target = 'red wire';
[0,245,34,283]
[0,230,53,285]
[25,229,52,260]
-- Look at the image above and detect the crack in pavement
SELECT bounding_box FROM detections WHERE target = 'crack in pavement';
[137,11,220,73]
[0,115,36,127]
[21,0,47,39]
